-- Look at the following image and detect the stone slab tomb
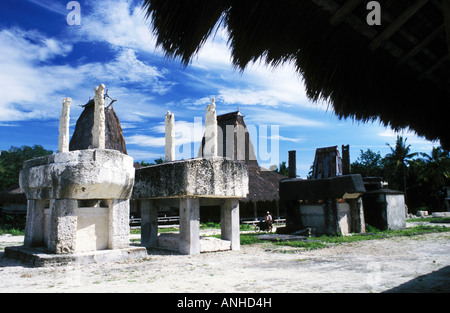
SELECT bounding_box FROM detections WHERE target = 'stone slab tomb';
[5,84,147,266]
[133,100,249,255]
[279,149,366,235]
[361,177,406,230]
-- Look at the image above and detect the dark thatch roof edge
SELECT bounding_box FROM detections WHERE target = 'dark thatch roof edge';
[142,0,450,150]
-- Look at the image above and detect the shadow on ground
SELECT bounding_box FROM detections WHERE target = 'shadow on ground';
[384,266,450,293]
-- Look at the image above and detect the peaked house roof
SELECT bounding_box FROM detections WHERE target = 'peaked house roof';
[199,111,287,203]
[69,99,127,154]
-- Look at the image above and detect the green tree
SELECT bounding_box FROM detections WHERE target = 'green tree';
[275,161,289,177]
[418,147,450,187]
[138,157,166,167]
[416,147,450,210]
[383,136,418,202]
[351,149,384,177]
[154,157,165,164]
[0,145,53,190]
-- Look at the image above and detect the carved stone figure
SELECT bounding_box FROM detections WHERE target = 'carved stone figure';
[92,84,106,149]
[58,97,71,153]
[165,110,175,161]
[204,98,218,158]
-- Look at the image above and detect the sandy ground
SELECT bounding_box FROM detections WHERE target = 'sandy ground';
[0,228,449,293]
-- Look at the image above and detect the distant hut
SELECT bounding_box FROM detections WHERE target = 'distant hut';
[199,111,287,221]
[69,99,127,154]
[0,185,27,215]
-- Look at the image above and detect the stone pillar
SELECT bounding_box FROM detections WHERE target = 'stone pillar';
[204,98,218,158]
[285,200,301,232]
[179,197,200,255]
[141,199,158,247]
[165,111,175,162]
[108,199,130,250]
[221,199,240,251]
[58,97,71,153]
[342,145,351,175]
[348,197,366,233]
[24,200,45,247]
[288,150,296,178]
[93,83,106,149]
[47,199,78,254]
[324,199,339,235]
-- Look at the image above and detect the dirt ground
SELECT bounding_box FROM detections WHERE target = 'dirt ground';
[0,229,449,293]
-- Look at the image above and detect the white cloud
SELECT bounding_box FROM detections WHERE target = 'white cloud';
[127,149,164,161]
[25,0,67,16]
[127,119,204,148]
[73,0,161,55]
[244,108,325,128]
[126,134,165,147]
[0,25,172,123]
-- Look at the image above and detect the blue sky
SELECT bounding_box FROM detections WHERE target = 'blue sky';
[0,0,440,178]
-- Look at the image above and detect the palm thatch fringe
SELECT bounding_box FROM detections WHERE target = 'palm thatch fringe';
[142,0,450,149]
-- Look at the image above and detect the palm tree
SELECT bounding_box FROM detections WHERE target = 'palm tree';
[417,147,450,209]
[383,136,417,203]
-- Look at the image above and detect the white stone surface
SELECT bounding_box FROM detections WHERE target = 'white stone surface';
[92,84,106,149]
[20,149,135,200]
[75,206,109,253]
[165,111,175,161]
[132,157,249,199]
[58,97,71,153]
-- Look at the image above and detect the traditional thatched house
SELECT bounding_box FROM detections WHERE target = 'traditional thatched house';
[69,99,127,154]
[0,185,27,214]
[142,0,450,149]
[199,111,287,222]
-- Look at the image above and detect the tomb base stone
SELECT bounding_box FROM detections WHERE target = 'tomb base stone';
[5,149,147,266]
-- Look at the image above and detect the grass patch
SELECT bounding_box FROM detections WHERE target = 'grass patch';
[0,226,24,236]
[238,224,450,251]
[273,240,328,250]
[0,213,26,236]
[407,217,450,223]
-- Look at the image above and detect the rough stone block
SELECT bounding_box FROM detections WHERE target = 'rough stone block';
[279,174,366,201]
[132,157,249,199]
[20,149,135,200]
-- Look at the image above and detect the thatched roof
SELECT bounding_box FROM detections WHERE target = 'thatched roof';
[69,100,128,154]
[243,167,287,203]
[142,0,450,149]
[0,185,26,204]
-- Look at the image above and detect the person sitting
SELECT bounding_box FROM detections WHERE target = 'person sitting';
[264,211,273,231]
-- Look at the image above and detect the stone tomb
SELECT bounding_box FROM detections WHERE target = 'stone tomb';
[133,157,249,255]
[5,149,147,266]
[279,149,366,235]
[279,174,366,235]
[5,85,147,266]
[361,177,406,230]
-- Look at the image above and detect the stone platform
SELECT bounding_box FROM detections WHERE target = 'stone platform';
[156,233,232,253]
[133,157,249,255]
[4,245,148,267]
